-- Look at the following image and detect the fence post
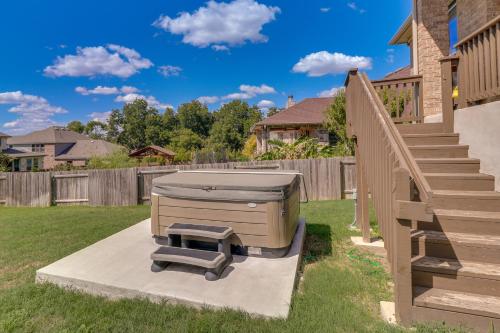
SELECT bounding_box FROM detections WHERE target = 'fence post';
[355,149,370,242]
[393,168,413,325]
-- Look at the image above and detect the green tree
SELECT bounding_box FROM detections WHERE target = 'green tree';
[85,120,107,140]
[209,100,262,151]
[266,107,281,118]
[0,152,11,172]
[167,128,203,163]
[66,120,85,134]
[106,109,123,143]
[177,101,212,138]
[324,90,355,156]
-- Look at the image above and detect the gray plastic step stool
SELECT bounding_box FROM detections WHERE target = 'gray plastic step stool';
[151,223,233,281]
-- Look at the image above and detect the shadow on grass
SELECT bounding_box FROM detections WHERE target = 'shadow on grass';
[302,223,332,264]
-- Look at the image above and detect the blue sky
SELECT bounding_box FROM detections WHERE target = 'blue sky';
[0,0,412,134]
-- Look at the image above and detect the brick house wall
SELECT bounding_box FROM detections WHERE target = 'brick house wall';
[42,144,57,170]
[415,0,450,117]
[457,0,500,39]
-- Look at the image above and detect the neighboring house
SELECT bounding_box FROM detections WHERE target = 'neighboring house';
[252,96,333,154]
[5,126,123,171]
[129,145,176,165]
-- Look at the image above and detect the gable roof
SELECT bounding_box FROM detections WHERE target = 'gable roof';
[7,126,89,145]
[129,145,176,157]
[0,132,10,138]
[389,15,412,45]
[55,139,123,161]
[381,65,412,81]
[254,97,333,128]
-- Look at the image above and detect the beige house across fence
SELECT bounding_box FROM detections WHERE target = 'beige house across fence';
[252,97,333,155]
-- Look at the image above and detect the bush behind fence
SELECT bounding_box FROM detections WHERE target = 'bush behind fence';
[0,157,356,207]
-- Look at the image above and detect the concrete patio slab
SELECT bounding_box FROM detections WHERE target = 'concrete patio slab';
[36,218,305,319]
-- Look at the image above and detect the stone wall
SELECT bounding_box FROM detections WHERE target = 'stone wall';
[416,0,450,117]
[457,0,500,39]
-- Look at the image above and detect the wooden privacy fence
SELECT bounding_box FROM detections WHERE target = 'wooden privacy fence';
[0,157,356,207]
[456,15,500,106]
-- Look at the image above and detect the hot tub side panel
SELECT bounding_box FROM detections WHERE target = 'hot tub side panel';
[150,190,299,250]
[266,188,300,248]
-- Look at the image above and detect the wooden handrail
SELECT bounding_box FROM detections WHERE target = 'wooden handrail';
[362,72,432,202]
[455,14,500,105]
[371,75,424,124]
[346,69,434,324]
[456,15,500,48]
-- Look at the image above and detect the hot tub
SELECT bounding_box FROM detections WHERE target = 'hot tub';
[150,170,301,257]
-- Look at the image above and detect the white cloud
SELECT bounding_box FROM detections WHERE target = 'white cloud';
[158,65,182,77]
[197,96,219,104]
[223,84,276,100]
[115,93,172,110]
[212,45,230,52]
[386,48,395,64]
[75,86,120,95]
[153,0,280,49]
[317,86,343,98]
[44,44,153,78]
[0,91,67,134]
[347,2,366,14]
[76,85,140,96]
[257,99,275,110]
[120,86,140,94]
[89,111,112,122]
[320,7,331,12]
[292,51,372,77]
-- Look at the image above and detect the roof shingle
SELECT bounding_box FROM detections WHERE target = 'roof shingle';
[7,126,89,145]
[254,97,333,128]
[55,139,123,161]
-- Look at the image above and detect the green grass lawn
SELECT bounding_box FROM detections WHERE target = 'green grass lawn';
[0,202,464,333]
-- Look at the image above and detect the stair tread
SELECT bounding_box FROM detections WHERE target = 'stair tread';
[167,223,233,239]
[432,190,500,198]
[423,173,494,179]
[151,246,225,269]
[403,133,459,138]
[434,209,500,221]
[414,287,500,319]
[416,158,480,164]
[412,230,500,248]
[413,256,500,280]
[409,144,469,149]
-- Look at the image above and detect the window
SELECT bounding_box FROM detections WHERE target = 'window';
[31,144,45,152]
[448,1,458,53]
[26,159,32,171]
[33,158,39,171]
[13,159,19,172]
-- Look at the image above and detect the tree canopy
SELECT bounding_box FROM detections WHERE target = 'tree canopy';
[209,100,262,152]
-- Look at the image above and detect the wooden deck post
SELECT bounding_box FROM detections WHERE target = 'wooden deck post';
[355,147,370,242]
[440,56,458,133]
[393,168,413,325]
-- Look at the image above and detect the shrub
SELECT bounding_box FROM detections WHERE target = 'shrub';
[87,150,138,169]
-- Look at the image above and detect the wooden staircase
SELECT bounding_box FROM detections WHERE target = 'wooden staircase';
[346,69,500,332]
[399,123,500,331]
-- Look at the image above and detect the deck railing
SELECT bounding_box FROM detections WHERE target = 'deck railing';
[456,15,500,106]
[371,75,424,123]
[346,69,433,324]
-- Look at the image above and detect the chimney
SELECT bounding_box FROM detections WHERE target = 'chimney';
[286,95,295,109]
